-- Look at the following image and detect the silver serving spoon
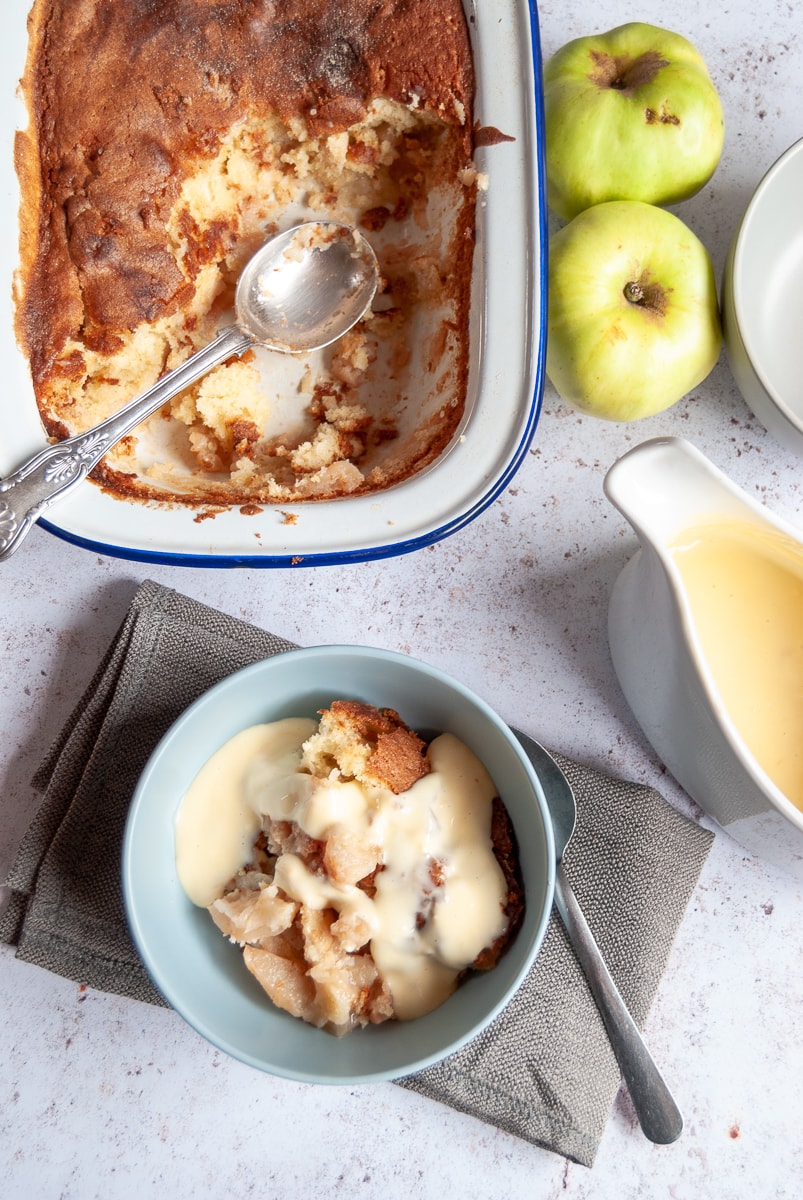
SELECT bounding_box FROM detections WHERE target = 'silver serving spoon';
[0,220,379,562]
[513,728,684,1145]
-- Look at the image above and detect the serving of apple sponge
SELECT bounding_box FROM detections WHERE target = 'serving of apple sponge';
[194,701,525,1035]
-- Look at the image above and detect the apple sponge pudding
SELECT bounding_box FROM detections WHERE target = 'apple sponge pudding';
[15,0,477,506]
[175,702,525,1035]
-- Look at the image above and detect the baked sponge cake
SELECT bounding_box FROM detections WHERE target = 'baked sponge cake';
[15,0,477,506]
[300,699,431,794]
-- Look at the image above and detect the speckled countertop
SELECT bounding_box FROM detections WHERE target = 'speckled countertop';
[2,1,802,1196]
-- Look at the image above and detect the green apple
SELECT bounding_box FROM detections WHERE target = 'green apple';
[544,23,724,221]
[546,200,722,421]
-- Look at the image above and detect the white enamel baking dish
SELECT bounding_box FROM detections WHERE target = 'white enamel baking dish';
[0,0,546,567]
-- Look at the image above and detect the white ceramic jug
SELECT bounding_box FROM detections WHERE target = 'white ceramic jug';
[604,436,803,879]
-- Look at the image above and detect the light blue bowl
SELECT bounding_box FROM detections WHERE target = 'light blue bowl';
[122,645,555,1083]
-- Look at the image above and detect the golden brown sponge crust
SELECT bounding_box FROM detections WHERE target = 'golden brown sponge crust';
[16,0,474,383]
[301,699,431,795]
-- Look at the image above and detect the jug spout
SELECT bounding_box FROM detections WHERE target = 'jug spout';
[603,436,764,552]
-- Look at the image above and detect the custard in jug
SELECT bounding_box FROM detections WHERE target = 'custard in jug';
[671,519,803,811]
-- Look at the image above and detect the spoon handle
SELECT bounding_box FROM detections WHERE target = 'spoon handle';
[554,861,684,1145]
[0,325,252,562]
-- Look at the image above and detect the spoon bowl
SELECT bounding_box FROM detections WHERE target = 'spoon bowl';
[236,222,379,352]
[0,221,379,562]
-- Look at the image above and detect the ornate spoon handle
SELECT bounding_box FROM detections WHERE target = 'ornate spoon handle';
[0,325,252,562]
[555,862,684,1144]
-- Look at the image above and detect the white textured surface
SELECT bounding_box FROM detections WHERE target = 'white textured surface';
[2,1,803,1195]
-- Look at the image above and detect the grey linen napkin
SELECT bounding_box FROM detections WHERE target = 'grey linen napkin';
[0,579,713,1167]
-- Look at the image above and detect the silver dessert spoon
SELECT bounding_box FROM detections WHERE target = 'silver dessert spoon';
[513,727,684,1145]
[0,220,379,562]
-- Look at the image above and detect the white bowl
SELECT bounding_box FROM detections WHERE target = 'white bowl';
[122,645,555,1083]
[722,136,803,456]
[0,0,546,567]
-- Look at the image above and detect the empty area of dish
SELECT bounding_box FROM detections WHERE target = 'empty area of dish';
[752,231,803,409]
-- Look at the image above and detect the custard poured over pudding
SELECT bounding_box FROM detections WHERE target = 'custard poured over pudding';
[176,701,525,1034]
[15,0,477,505]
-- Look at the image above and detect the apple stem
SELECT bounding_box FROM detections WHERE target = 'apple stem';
[623,277,669,316]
